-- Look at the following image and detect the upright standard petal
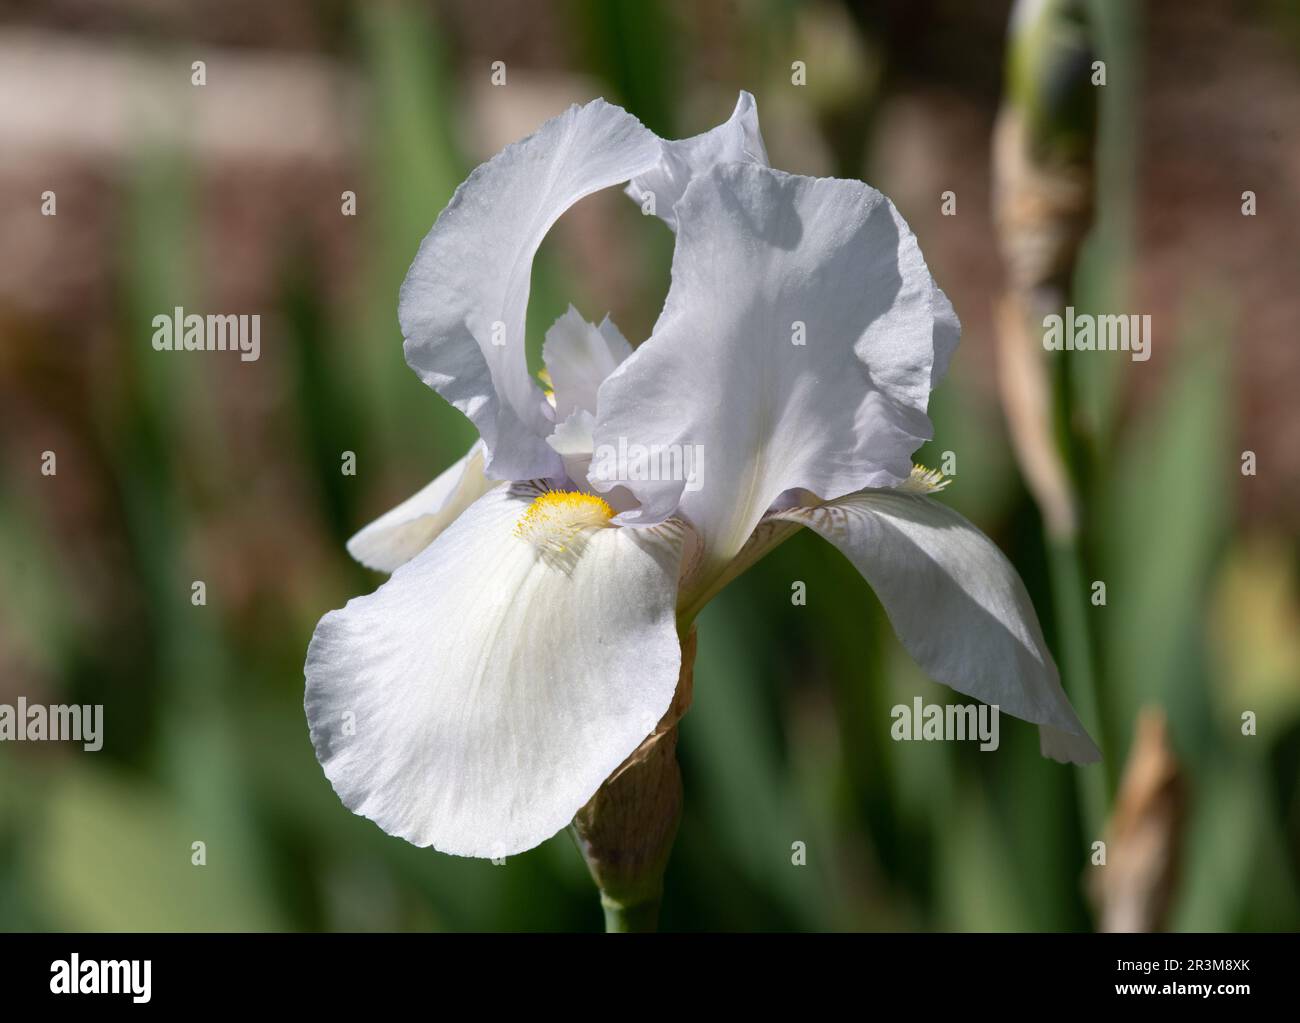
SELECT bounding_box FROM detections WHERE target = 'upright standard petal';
[399,100,661,482]
[346,442,498,573]
[773,490,1100,764]
[591,163,960,571]
[306,485,686,857]
[547,408,598,490]
[541,306,633,421]
[626,91,769,231]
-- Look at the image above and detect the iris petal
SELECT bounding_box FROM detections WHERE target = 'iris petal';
[591,162,959,573]
[307,484,686,856]
[626,90,769,231]
[346,442,497,573]
[774,490,1100,764]
[541,306,633,422]
[399,100,661,482]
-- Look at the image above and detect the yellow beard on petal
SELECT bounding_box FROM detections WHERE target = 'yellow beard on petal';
[899,463,951,494]
[515,490,614,558]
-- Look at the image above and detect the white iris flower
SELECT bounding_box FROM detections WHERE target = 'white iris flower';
[305,93,1100,861]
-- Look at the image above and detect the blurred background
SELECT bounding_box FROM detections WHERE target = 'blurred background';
[1,0,1298,932]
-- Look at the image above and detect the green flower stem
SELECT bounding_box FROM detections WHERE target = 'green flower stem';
[570,630,696,933]
[996,0,1112,847]
[569,741,680,934]
[1051,316,1111,835]
[599,891,663,934]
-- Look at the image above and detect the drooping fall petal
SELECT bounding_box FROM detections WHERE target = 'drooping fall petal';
[773,489,1100,763]
[307,485,686,856]
[346,442,497,573]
